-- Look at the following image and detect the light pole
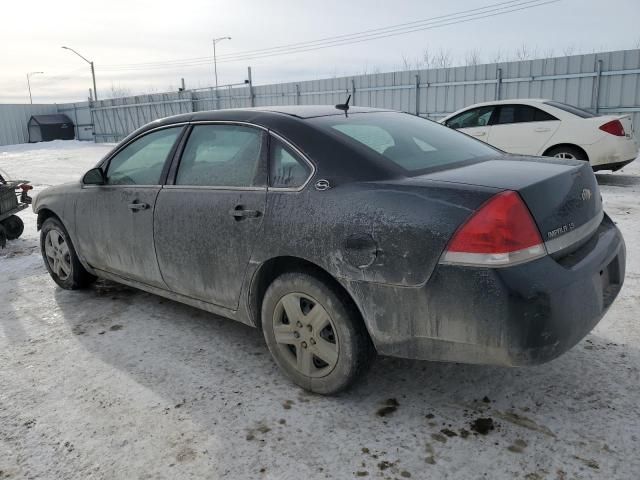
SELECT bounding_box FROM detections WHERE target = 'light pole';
[212,36,231,88]
[61,46,98,101]
[26,71,44,104]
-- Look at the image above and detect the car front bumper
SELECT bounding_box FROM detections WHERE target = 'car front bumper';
[347,214,626,366]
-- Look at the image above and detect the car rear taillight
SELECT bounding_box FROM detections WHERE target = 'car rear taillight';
[440,190,546,267]
[599,120,625,136]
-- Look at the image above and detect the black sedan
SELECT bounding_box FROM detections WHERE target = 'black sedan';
[33,105,626,394]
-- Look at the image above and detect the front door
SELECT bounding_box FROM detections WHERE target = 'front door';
[446,105,496,143]
[74,126,184,287]
[154,124,267,310]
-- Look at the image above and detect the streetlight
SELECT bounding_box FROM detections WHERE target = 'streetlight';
[61,46,98,101]
[212,36,231,88]
[26,71,44,104]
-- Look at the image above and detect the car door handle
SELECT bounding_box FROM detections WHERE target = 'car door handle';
[534,127,551,132]
[229,206,262,220]
[471,131,486,136]
[128,201,149,211]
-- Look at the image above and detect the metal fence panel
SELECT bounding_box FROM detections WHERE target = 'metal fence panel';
[3,49,639,146]
[0,104,59,146]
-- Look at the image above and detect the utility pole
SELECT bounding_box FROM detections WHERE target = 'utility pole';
[26,71,44,104]
[212,36,231,88]
[61,46,98,101]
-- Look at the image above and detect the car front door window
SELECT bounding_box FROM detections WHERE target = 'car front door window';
[106,127,182,185]
[447,106,495,129]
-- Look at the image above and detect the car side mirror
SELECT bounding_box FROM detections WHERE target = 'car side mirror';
[83,167,106,185]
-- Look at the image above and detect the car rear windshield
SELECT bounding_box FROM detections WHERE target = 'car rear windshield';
[544,101,597,118]
[310,112,497,174]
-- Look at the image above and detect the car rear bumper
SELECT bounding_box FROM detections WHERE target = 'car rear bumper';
[586,134,638,169]
[348,214,626,366]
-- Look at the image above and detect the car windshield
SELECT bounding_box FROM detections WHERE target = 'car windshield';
[544,101,597,118]
[310,112,498,174]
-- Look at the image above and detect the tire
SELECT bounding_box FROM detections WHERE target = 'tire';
[261,271,375,394]
[0,225,6,248]
[2,215,24,240]
[40,217,96,289]
[545,145,588,161]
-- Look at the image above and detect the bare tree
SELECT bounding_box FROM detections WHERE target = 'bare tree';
[562,44,576,56]
[433,48,453,68]
[491,49,504,64]
[515,43,537,61]
[464,49,482,66]
[634,37,640,49]
[401,54,412,71]
[105,84,132,99]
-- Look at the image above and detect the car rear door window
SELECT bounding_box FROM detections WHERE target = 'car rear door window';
[106,127,182,185]
[269,137,312,188]
[446,106,495,129]
[176,125,264,187]
[494,105,557,125]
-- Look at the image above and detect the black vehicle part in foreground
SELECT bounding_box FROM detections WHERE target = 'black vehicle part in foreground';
[0,180,31,247]
[33,106,626,394]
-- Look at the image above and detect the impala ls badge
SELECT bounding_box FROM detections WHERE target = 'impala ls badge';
[581,188,592,201]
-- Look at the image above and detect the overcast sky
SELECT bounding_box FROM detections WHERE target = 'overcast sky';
[1,0,639,104]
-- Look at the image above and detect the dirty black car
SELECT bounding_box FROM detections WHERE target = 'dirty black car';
[33,105,626,394]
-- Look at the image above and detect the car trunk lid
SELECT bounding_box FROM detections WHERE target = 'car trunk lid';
[418,156,603,256]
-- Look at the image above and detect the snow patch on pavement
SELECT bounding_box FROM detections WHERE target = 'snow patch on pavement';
[1,141,639,479]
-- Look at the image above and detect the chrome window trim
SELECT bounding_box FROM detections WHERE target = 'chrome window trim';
[544,209,604,255]
[99,122,189,168]
[82,184,162,190]
[163,185,266,192]
[171,121,268,190]
[267,131,316,192]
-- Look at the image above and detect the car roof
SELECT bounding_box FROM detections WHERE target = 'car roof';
[150,105,391,127]
[234,105,390,118]
[439,99,554,121]
[460,99,550,108]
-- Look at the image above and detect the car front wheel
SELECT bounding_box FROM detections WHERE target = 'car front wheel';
[40,217,96,289]
[261,271,374,394]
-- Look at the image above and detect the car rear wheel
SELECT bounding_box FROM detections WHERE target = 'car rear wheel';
[545,145,588,161]
[261,271,374,394]
[2,215,24,240]
[40,217,96,290]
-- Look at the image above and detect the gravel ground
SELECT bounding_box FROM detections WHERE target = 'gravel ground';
[1,141,639,480]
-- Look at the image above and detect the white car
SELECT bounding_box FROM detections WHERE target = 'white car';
[440,99,638,171]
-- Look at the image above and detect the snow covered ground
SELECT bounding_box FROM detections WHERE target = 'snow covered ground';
[1,140,639,480]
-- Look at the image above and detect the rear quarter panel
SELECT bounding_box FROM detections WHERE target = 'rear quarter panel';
[257,180,499,287]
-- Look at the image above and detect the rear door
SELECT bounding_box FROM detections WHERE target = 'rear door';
[488,104,560,154]
[154,123,267,310]
[74,126,184,287]
[444,105,496,142]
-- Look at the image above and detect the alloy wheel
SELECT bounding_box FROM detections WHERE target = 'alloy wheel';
[553,152,576,160]
[272,292,339,377]
[44,229,72,281]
